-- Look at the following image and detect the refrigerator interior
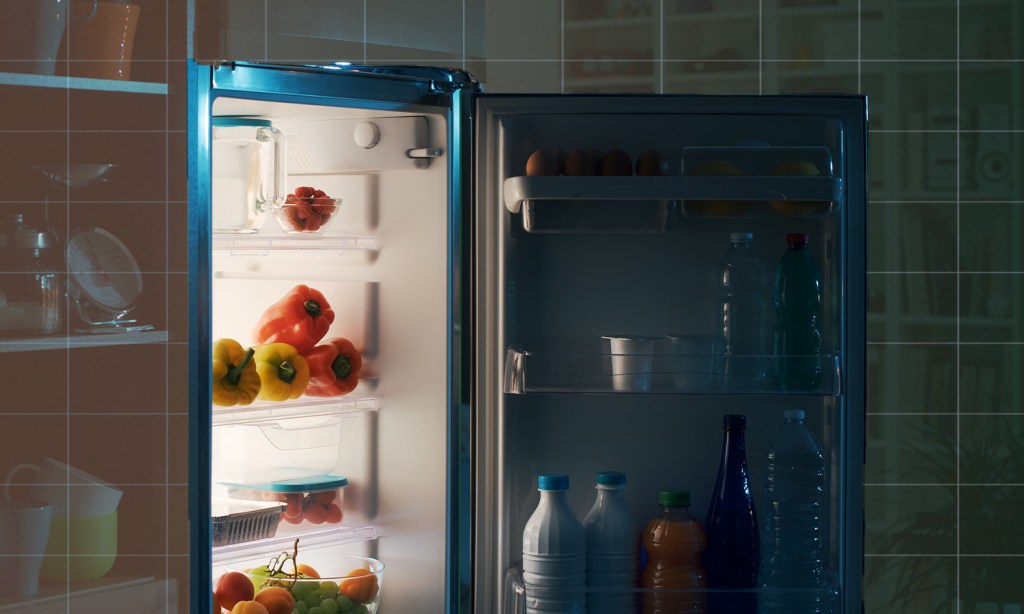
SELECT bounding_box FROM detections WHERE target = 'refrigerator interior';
[205,94,452,613]
[474,98,860,612]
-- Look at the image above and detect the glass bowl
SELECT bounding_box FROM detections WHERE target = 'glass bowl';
[244,553,384,613]
[273,196,342,235]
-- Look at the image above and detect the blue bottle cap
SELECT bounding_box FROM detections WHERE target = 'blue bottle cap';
[595,471,626,487]
[538,474,569,491]
[784,409,806,421]
[723,414,746,429]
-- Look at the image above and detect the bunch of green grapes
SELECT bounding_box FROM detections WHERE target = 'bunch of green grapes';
[290,580,370,614]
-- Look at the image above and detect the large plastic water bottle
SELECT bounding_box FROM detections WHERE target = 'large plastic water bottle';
[718,232,768,389]
[704,414,759,614]
[583,471,639,614]
[759,409,831,614]
[771,233,823,391]
[641,489,706,614]
[523,474,587,613]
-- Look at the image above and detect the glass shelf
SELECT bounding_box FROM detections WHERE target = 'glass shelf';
[212,234,381,254]
[212,396,379,427]
[503,347,841,395]
[504,567,838,614]
[212,524,379,566]
[0,71,168,94]
[0,329,169,353]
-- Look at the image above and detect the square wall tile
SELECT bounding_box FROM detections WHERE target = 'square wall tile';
[663,12,757,62]
[960,132,1023,200]
[664,63,761,95]
[70,90,167,132]
[960,274,1024,340]
[867,202,957,272]
[960,65,1018,131]
[864,556,956,613]
[0,349,69,413]
[69,203,168,272]
[959,344,1024,413]
[70,414,167,485]
[0,85,67,131]
[769,1,859,61]
[116,485,168,555]
[960,3,1019,61]
[959,556,1024,610]
[366,0,467,61]
[267,0,363,47]
[69,344,168,414]
[167,485,188,555]
[867,344,956,413]
[865,414,956,485]
[960,486,1024,555]
[69,132,168,202]
[893,63,957,130]
[0,416,69,489]
[864,4,956,60]
[0,132,67,202]
[487,0,560,60]
[768,62,860,96]
[960,414,1024,484]
[867,274,957,343]
[167,415,188,486]
[960,202,1024,272]
[864,485,956,555]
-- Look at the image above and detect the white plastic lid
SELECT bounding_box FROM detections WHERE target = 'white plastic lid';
[730,232,753,242]
[784,409,806,421]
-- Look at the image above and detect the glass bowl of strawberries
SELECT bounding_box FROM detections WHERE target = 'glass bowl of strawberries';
[273,186,340,234]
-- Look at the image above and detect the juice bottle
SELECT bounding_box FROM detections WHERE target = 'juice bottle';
[641,489,707,613]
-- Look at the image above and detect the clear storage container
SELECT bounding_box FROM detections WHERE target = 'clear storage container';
[0,213,62,336]
[221,475,348,532]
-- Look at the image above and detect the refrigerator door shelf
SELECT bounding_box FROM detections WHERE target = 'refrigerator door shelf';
[212,523,379,567]
[503,347,841,396]
[212,233,381,255]
[504,175,842,232]
[211,396,380,427]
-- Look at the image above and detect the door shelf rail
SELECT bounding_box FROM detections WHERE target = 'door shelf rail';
[212,234,381,254]
[503,347,841,395]
[504,567,838,613]
[212,524,379,566]
[212,396,379,426]
[0,329,169,353]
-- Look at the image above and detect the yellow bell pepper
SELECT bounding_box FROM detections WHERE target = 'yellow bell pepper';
[212,338,261,406]
[254,343,310,401]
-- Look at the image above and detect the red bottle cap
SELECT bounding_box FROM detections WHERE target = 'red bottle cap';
[786,233,810,245]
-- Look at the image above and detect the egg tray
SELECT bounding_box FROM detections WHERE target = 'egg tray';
[212,501,286,546]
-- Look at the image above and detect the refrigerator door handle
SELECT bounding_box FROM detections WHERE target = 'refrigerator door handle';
[407,147,443,158]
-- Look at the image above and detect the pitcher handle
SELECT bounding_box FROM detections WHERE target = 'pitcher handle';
[70,0,99,24]
[3,463,42,500]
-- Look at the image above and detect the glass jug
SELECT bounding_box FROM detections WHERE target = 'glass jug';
[211,117,286,233]
[0,213,62,336]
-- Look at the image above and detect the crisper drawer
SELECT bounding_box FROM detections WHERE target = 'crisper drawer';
[211,405,364,485]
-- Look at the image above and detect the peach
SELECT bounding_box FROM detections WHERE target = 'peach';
[215,571,255,611]
[254,586,294,614]
[230,601,269,614]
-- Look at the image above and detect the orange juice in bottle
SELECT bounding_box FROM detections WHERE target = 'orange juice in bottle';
[642,489,707,613]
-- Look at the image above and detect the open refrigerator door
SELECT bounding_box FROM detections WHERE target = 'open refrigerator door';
[189,63,475,613]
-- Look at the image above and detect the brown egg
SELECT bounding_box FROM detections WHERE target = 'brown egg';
[601,148,633,176]
[636,149,670,176]
[526,149,560,176]
[565,149,597,176]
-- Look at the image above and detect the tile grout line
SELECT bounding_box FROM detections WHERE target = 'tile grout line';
[164,4,171,608]
[955,0,962,608]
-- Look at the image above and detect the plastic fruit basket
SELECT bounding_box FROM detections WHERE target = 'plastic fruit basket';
[246,553,384,614]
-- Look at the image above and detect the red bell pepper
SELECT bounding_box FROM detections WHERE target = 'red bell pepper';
[252,284,335,354]
[304,337,363,397]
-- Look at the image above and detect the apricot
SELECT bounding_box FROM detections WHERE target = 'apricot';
[254,586,295,614]
[215,571,255,611]
[296,563,320,578]
[338,567,380,604]
[768,159,827,215]
[687,160,749,216]
[230,601,269,614]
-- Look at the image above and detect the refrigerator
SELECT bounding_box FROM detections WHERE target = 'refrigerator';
[188,61,866,614]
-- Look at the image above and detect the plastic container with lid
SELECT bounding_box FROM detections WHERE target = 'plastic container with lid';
[0,213,62,335]
[220,475,348,530]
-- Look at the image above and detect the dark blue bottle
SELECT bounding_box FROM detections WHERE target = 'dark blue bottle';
[704,414,759,614]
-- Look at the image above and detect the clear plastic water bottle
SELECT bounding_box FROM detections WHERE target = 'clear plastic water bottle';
[771,233,823,391]
[583,471,639,614]
[759,409,831,614]
[523,474,587,613]
[704,414,759,614]
[718,232,768,389]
